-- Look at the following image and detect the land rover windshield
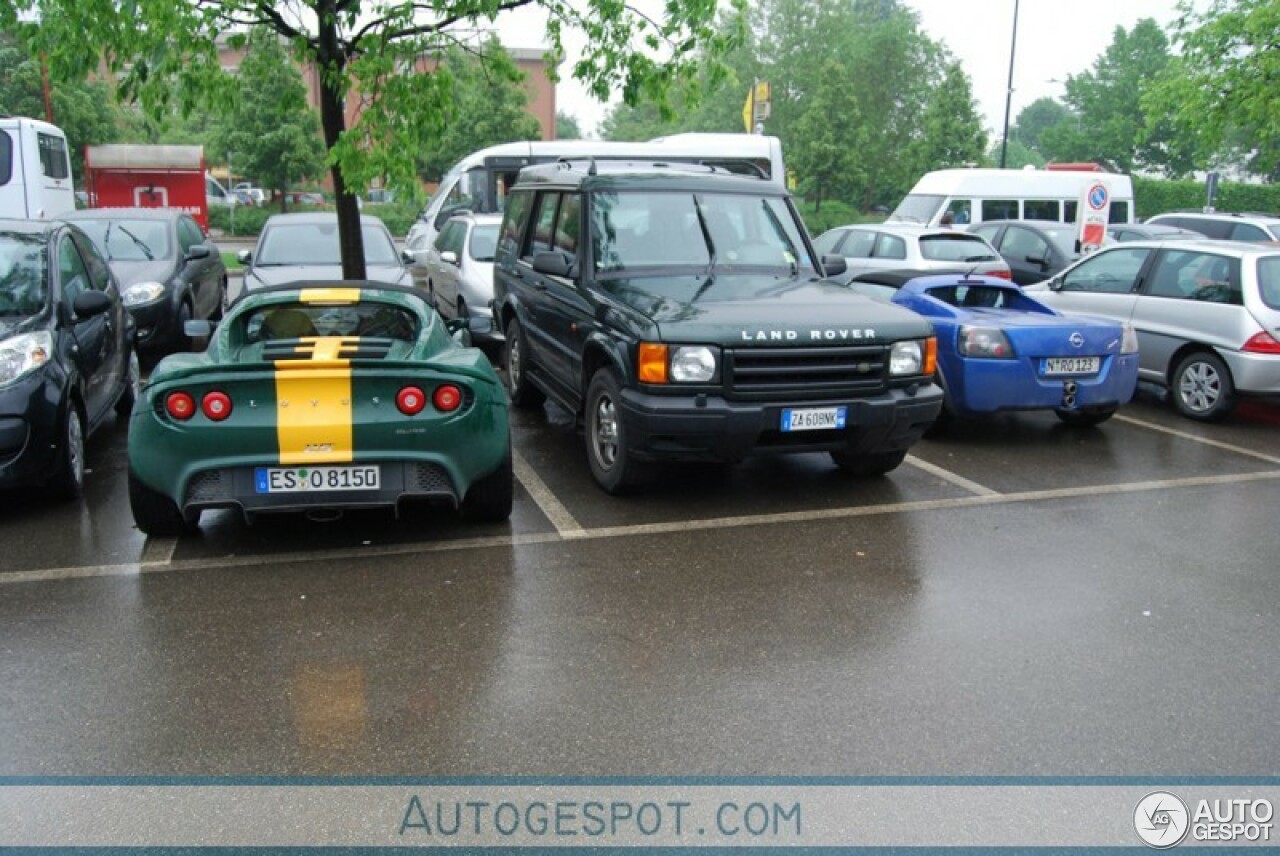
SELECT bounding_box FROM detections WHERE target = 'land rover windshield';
[591,191,815,277]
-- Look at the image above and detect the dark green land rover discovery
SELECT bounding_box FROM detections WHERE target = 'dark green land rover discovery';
[492,160,943,494]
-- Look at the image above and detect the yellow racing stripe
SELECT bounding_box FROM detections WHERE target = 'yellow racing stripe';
[299,287,361,305]
[275,337,355,465]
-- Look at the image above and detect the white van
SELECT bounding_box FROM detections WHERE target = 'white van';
[888,165,1135,228]
[0,116,76,220]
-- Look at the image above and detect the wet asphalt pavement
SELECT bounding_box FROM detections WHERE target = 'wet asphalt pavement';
[1,388,1278,777]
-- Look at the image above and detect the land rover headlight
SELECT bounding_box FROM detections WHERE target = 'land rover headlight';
[122,281,166,306]
[889,339,925,375]
[0,330,53,386]
[670,346,717,382]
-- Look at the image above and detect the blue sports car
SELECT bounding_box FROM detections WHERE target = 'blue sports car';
[849,270,1139,426]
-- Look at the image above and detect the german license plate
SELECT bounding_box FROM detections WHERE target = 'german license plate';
[1042,357,1100,376]
[254,465,381,493]
[781,406,847,432]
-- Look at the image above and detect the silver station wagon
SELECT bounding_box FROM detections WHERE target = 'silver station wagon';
[1028,239,1280,421]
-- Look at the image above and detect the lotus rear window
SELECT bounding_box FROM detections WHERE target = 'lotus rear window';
[243,301,419,342]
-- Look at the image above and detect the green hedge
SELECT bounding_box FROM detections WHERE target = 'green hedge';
[1133,177,1280,220]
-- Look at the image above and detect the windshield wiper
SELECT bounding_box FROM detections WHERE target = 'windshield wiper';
[116,224,154,261]
[691,194,717,277]
[760,201,799,277]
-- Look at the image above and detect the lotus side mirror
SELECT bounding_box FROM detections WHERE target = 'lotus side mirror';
[821,254,848,277]
[237,250,252,265]
[532,251,574,279]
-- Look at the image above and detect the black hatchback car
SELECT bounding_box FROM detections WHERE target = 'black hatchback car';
[61,208,226,354]
[969,219,1090,286]
[0,219,137,498]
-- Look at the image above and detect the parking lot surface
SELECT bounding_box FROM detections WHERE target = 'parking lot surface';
[1,389,1278,776]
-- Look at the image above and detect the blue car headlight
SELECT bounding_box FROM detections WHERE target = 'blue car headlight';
[0,330,53,386]
[122,281,166,306]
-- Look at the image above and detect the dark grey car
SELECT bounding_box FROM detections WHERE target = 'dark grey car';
[61,208,226,353]
[239,213,414,291]
[970,219,1090,286]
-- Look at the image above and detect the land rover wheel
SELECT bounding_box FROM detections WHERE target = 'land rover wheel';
[1171,351,1236,422]
[504,317,544,408]
[830,448,907,477]
[585,368,649,494]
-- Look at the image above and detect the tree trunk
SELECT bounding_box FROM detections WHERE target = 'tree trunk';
[315,2,366,280]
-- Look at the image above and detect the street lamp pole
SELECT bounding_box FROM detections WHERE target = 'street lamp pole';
[999,0,1020,169]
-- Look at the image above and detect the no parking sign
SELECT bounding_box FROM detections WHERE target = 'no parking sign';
[1077,180,1111,253]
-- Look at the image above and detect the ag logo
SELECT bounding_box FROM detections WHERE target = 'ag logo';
[1134,791,1190,849]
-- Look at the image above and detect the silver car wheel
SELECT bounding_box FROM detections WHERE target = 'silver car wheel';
[1178,360,1221,413]
[66,407,85,489]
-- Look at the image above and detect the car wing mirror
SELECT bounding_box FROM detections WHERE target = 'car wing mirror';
[71,290,112,320]
[186,245,212,262]
[237,250,252,265]
[1026,253,1049,268]
[445,318,473,347]
[440,250,459,266]
[821,254,848,277]
[532,250,574,279]
[401,249,416,265]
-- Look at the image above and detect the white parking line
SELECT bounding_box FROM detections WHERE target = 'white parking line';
[139,537,178,566]
[1116,413,1280,465]
[905,454,1000,496]
[4,468,1278,586]
[511,447,588,538]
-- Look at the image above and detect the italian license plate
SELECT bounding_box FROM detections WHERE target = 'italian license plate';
[781,406,847,432]
[1042,356,1100,376]
[254,465,381,493]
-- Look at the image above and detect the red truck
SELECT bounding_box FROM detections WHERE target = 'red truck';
[83,144,211,231]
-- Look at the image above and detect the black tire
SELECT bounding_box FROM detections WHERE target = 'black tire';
[503,317,545,409]
[1171,351,1236,421]
[48,402,86,500]
[129,470,193,536]
[115,347,141,418]
[830,448,908,477]
[461,446,513,522]
[211,276,229,321]
[1055,405,1117,427]
[584,367,650,494]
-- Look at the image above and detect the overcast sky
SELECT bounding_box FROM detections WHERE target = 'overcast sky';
[500,0,1184,139]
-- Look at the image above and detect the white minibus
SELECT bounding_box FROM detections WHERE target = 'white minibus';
[888,165,1135,228]
[0,116,76,220]
[407,133,786,250]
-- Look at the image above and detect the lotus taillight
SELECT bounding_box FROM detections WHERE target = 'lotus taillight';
[433,384,462,412]
[396,386,426,415]
[1242,331,1280,354]
[165,392,195,420]
[202,391,232,421]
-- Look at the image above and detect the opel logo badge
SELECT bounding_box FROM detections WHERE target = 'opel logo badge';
[1069,332,1085,348]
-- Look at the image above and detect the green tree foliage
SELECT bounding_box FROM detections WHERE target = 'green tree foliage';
[555,111,582,140]
[906,61,987,174]
[986,138,1045,170]
[415,41,543,183]
[1145,0,1280,178]
[207,30,325,211]
[0,34,126,183]
[1043,18,1194,176]
[1,0,740,278]
[1011,98,1074,155]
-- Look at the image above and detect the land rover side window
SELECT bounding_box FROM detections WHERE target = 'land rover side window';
[982,200,1018,221]
[1060,248,1150,294]
[527,192,560,257]
[553,193,581,254]
[1023,199,1058,220]
[498,191,531,257]
[0,132,12,185]
[38,133,70,180]
[1146,250,1242,304]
